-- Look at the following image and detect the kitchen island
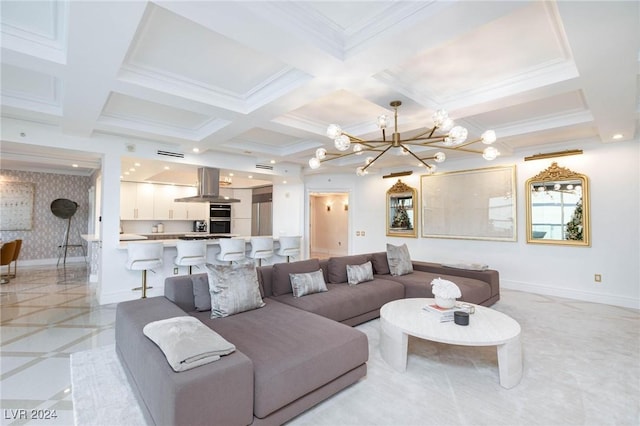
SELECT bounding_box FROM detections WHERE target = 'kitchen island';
[82,234,289,303]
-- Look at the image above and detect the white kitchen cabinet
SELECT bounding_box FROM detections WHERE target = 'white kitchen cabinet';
[122,183,207,221]
[232,189,252,219]
[153,185,180,220]
[120,182,154,220]
[232,218,252,236]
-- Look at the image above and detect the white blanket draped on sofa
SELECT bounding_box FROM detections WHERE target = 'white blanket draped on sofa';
[143,316,235,372]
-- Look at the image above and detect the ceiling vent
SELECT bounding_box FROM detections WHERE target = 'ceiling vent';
[256,164,273,170]
[157,150,184,158]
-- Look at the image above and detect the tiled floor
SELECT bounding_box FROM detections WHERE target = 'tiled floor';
[0,263,116,426]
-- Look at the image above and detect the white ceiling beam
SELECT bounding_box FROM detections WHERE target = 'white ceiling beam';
[61,1,148,136]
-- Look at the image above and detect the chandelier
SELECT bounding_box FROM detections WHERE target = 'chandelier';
[308,100,499,175]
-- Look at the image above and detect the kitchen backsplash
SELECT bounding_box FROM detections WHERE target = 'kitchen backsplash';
[0,170,91,263]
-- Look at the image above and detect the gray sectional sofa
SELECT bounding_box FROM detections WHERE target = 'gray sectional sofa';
[115,251,499,426]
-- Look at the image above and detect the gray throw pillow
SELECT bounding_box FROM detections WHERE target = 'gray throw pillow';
[206,263,265,318]
[192,274,211,312]
[346,261,374,286]
[289,269,328,298]
[386,243,413,276]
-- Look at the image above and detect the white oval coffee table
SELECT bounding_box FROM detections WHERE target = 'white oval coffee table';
[380,298,522,389]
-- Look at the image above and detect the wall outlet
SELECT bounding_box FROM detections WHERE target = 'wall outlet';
[173,267,179,275]
[594,274,602,283]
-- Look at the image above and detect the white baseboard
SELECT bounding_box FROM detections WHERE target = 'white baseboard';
[501,280,639,309]
[18,257,86,267]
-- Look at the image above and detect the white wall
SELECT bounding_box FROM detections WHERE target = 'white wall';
[306,140,639,309]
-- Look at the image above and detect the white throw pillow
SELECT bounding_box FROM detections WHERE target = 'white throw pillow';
[346,261,374,286]
[206,263,265,318]
[289,269,328,297]
[386,243,413,276]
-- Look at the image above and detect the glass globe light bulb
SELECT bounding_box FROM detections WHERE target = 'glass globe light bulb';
[334,134,351,151]
[449,126,468,145]
[434,152,446,163]
[432,109,449,127]
[326,124,342,139]
[308,157,321,169]
[377,115,388,129]
[353,144,363,155]
[315,148,327,160]
[482,146,499,160]
[356,166,367,176]
[481,130,496,144]
[439,117,454,132]
[365,156,375,165]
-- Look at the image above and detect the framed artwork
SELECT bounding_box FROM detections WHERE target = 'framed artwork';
[0,181,35,231]
[387,180,418,238]
[420,165,516,241]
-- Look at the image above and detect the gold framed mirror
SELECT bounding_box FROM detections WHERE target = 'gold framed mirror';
[525,162,590,246]
[387,180,417,238]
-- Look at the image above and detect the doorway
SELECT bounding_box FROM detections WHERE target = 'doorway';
[309,192,349,259]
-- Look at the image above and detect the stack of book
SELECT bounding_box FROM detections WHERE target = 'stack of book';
[422,303,459,322]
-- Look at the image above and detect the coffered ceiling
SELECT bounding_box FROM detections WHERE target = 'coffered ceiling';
[1,1,638,177]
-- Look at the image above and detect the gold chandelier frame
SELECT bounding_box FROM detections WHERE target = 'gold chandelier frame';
[309,100,499,175]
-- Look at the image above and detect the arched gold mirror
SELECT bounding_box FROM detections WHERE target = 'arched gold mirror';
[525,162,590,246]
[387,180,417,238]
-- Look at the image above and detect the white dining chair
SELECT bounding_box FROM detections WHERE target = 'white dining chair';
[126,242,163,298]
[174,240,207,274]
[248,236,274,266]
[215,238,247,264]
[276,236,301,263]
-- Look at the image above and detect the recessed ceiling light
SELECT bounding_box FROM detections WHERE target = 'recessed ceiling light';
[124,172,130,175]
[283,180,287,184]
[229,173,234,177]
[612,133,623,140]
[134,162,141,167]
[164,166,170,170]
[193,148,200,153]
[248,175,253,179]
[72,164,78,168]
[129,168,135,172]
[270,160,276,164]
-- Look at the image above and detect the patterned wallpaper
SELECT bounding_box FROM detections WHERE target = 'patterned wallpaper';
[0,170,91,262]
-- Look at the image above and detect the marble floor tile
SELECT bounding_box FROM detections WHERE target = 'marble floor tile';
[1,357,71,400]
[2,327,95,353]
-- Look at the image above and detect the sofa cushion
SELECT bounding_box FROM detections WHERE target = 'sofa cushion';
[386,243,413,276]
[327,254,370,283]
[289,269,328,297]
[206,263,265,317]
[271,278,404,323]
[271,258,321,296]
[386,270,492,304]
[192,274,211,312]
[370,252,390,275]
[346,261,374,286]
[190,299,368,419]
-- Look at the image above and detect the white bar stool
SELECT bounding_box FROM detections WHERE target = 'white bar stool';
[174,240,207,274]
[126,242,163,298]
[248,236,274,266]
[276,236,301,263]
[216,238,247,264]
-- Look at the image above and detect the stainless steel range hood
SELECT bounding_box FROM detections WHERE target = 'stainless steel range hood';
[174,167,240,203]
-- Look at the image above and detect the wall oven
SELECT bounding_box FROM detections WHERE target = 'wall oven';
[210,204,232,234]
